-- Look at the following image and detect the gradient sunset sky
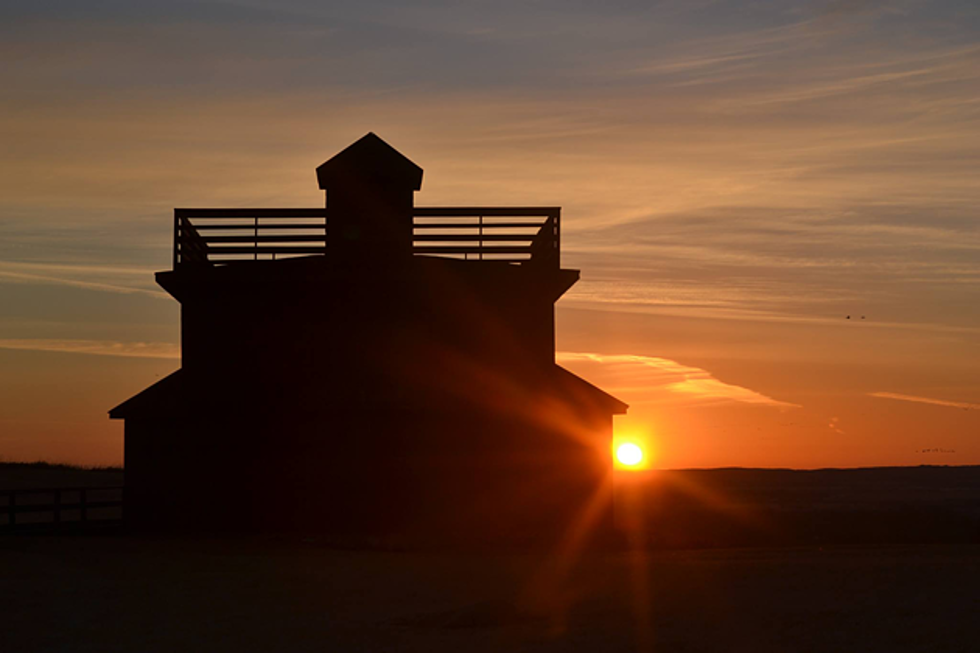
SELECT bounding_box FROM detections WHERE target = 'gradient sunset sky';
[1,0,978,468]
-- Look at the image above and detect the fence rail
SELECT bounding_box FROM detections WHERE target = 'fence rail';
[173,207,560,268]
[0,486,123,530]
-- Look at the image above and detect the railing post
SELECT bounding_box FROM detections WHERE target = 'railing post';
[173,210,180,269]
[80,488,87,523]
[554,209,561,267]
[254,216,259,261]
[479,214,484,261]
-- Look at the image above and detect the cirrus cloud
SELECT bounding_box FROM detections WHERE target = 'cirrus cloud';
[870,391,978,411]
[0,339,178,359]
[558,351,799,409]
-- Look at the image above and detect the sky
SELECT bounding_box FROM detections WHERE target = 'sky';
[1,0,978,468]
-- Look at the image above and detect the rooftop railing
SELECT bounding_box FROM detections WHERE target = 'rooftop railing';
[173,207,560,269]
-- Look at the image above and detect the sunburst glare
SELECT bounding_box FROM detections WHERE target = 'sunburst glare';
[617,442,643,466]
[613,435,651,470]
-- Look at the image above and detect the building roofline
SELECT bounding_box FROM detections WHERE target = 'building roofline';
[554,365,629,414]
[109,370,184,420]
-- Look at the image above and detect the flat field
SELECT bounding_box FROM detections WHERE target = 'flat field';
[2,464,978,652]
[1,536,978,652]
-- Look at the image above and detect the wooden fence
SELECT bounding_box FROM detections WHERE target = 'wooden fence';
[0,486,123,531]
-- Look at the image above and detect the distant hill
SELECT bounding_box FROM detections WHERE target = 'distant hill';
[617,465,980,548]
[0,462,123,491]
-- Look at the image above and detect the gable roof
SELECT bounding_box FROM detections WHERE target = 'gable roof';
[316,132,423,191]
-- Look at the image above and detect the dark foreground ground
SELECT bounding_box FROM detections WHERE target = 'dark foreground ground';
[1,536,978,652]
[1,464,978,651]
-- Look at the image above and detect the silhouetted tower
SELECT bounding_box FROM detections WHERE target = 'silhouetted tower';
[317,133,422,262]
[112,133,626,541]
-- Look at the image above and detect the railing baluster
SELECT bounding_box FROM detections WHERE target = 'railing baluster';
[54,489,61,525]
[80,488,87,523]
[8,491,14,528]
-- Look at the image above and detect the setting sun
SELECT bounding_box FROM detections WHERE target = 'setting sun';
[616,442,644,467]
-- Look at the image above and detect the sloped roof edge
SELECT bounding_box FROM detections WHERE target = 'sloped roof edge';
[109,370,184,420]
[554,365,629,414]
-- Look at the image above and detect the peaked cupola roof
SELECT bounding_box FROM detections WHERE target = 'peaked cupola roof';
[316,132,423,191]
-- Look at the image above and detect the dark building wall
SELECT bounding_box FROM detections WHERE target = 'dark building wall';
[125,416,257,531]
[124,404,613,541]
[173,257,564,403]
[141,254,608,538]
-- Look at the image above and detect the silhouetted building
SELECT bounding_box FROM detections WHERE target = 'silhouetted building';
[111,133,627,542]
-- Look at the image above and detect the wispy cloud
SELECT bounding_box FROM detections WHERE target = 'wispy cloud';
[0,339,178,359]
[562,278,980,337]
[869,392,978,411]
[0,262,166,298]
[558,351,798,409]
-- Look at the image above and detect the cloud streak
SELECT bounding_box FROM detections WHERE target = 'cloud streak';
[0,339,178,359]
[0,262,167,298]
[558,351,799,409]
[869,392,978,411]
